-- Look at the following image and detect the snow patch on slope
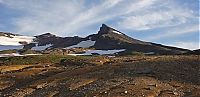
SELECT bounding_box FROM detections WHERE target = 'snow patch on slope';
[68,49,125,56]
[144,52,155,55]
[0,53,24,57]
[112,30,122,35]
[32,44,52,51]
[0,45,23,51]
[0,35,35,45]
[0,53,42,57]
[66,40,96,49]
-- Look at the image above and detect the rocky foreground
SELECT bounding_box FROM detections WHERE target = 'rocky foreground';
[0,55,199,97]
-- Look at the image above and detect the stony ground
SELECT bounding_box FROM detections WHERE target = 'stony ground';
[0,55,199,97]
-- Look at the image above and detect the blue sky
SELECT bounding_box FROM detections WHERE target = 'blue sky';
[0,0,199,50]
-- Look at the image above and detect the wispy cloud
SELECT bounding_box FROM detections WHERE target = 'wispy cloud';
[147,24,199,40]
[119,10,193,30]
[0,0,198,49]
[61,0,124,35]
[118,0,197,31]
[1,0,159,36]
[0,0,4,3]
[6,0,86,36]
[165,41,200,50]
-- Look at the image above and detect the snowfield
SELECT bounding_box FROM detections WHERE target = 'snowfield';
[112,30,122,35]
[0,53,42,57]
[0,53,24,57]
[0,35,35,45]
[32,44,52,51]
[68,49,125,56]
[0,45,23,51]
[66,40,96,49]
[144,52,155,55]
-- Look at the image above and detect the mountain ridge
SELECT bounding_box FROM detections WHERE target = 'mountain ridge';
[0,24,194,55]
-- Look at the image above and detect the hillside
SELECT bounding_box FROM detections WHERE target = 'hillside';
[0,55,199,96]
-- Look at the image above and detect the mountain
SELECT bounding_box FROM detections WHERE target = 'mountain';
[86,24,190,54]
[184,49,200,55]
[0,24,192,55]
[24,33,85,50]
[193,49,200,55]
[86,24,150,49]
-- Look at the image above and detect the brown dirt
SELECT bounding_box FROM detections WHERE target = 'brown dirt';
[0,55,199,97]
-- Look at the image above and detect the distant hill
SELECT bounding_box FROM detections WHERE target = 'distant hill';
[185,49,200,55]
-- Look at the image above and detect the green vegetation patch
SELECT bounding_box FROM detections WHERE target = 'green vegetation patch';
[0,55,87,65]
[117,50,145,56]
[0,50,17,54]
